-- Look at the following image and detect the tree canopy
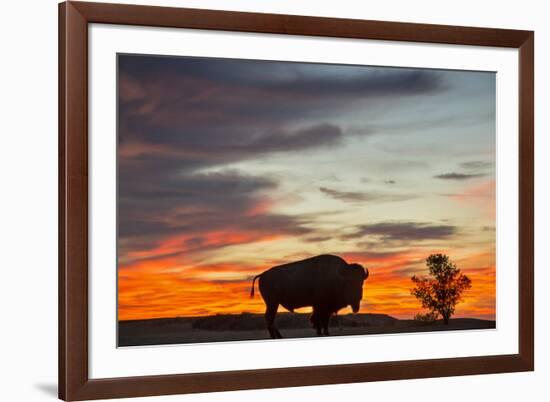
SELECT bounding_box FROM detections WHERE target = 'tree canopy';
[411,254,472,324]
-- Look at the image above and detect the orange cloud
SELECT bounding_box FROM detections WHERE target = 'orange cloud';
[450,179,496,219]
[119,248,495,322]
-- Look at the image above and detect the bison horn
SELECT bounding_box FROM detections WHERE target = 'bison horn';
[363,268,369,280]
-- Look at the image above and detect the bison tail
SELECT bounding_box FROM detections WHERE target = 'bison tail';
[250,274,262,298]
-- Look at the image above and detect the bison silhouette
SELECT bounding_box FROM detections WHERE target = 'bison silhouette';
[250,254,369,338]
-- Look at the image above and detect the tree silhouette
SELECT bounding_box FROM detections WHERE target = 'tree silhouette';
[411,254,472,325]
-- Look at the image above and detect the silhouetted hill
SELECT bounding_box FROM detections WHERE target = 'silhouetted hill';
[118,313,495,347]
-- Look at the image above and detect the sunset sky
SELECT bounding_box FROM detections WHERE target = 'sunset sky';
[117,54,496,322]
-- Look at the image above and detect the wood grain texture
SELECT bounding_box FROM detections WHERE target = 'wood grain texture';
[518,33,535,370]
[59,2,89,400]
[58,1,534,400]
[72,1,531,47]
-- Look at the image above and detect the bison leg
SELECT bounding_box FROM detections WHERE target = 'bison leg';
[322,313,331,336]
[265,303,282,339]
[310,309,323,336]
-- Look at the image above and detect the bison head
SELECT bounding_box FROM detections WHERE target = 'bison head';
[340,263,369,313]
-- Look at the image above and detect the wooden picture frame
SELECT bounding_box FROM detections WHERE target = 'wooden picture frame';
[59,1,534,400]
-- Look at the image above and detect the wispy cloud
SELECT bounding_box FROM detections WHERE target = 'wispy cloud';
[460,161,493,170]
[319,187,415,203]
[119,169,312,265]
[434,172,486,180]
[343,221,458,241]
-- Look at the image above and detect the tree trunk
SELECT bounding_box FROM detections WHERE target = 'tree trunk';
[443,315,449,325]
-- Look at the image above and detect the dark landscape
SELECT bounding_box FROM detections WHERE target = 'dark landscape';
[118,313,496,347]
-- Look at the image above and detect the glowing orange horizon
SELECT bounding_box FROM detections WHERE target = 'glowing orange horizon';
[118,249,495,322]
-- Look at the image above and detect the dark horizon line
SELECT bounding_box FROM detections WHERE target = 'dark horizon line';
[117,312,496,324]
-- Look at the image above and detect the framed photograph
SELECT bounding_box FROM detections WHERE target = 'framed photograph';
[59,1,534,400]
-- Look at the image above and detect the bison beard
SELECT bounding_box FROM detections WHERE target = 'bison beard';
[250,254,369,339]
